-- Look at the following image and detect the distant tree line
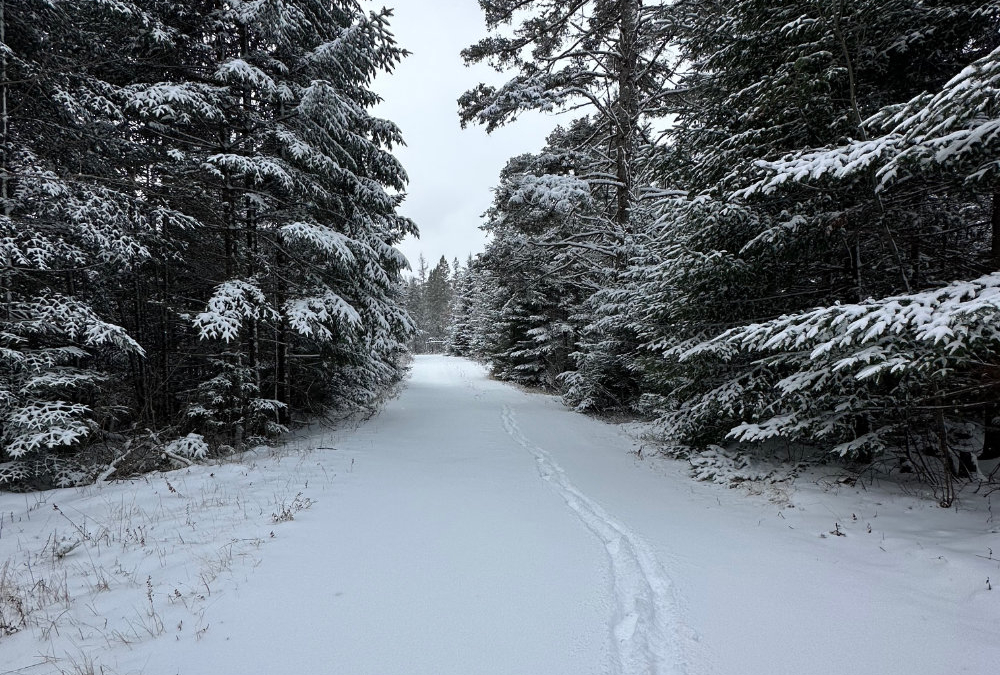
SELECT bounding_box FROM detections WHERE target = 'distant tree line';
[453,0,1000,502]
[0,0,413,489]
[404,255,467,354]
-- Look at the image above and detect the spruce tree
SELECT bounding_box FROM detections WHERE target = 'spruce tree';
[124,0,414,444]
[631,0,1000,484]
[0,0,416,486]
[0,0,172,486]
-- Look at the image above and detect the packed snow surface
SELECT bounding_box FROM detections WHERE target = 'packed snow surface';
[2,356,999,674]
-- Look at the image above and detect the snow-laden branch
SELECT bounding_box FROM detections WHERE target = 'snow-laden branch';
[279,222,356,265]
[733,46,1000,196]
[506,174,592,214]
[285,290,362,341]
[877,45,1000,184]
[683,272,1000,379]
[194,280,278,342]
[736,136,904,198]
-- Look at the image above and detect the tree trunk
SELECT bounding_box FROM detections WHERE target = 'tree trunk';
[1,0,11,319]
[159,258,173,422]
[275,320,290,424]
[223,172,236,278]
[982,406,1000,462]
[974,192,1000,465]
[850,240,863,302]
[991,189,1000,269]
[129,276,150,425]
[1,0,7,215]
[612,0,640,246]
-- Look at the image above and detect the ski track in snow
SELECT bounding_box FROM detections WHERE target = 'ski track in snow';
[500,404,695,675]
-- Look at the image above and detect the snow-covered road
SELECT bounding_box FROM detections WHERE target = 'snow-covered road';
[3,355,999,674]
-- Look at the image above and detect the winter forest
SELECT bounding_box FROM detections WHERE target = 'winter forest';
[3,0,1000,497]
[4,1,1000,673]
[401,0,1000,505]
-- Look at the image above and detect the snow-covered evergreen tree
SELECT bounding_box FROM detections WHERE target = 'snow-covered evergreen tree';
[470,123,611,388]
[462,1,676,398]
[123,0,414,445]
[0,0,175,486]
[462,0,674,234]
[447,256,480,356]
[422,257,454,353]
[403,255,458,354]
[627,0,1000,490]
[0,0,415,486]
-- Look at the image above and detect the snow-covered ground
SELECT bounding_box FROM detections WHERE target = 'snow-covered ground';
[1,355,998,674]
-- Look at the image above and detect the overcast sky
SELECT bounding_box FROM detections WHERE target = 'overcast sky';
[365,1,555,273]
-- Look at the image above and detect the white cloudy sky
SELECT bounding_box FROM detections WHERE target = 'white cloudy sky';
[365,1,556,272]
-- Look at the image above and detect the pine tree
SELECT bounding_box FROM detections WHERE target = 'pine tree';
[461,1,677,402]
[470,124,604,387]
[461,1,675,235]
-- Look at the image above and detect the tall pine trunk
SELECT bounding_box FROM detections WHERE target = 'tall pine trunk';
[612,0,640,244]
[991,189,1000,269]
[980,190,1000,464]
[1,0,11,319]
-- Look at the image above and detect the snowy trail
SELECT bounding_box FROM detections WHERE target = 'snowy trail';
[500,404,692,675]
[4,355,1000,675]
[88,356,623,675]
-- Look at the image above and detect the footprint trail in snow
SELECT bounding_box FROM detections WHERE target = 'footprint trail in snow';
[500,404,697,675]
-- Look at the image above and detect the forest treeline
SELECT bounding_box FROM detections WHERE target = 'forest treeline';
[0,0,413,488]
[447,0,1000,502]
[7,0,1000,501]
[403,255,464,354]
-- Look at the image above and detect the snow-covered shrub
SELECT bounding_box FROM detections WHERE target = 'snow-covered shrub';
[163,433,209,461]
[688,445,778,487]
[183,359,286,449]
[0,298,144,489]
